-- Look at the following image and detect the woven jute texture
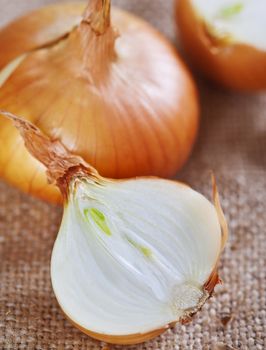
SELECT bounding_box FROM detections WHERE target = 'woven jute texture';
[0,1,266,349]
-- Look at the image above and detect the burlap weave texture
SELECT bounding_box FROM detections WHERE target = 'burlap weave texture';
[0,1,265,349]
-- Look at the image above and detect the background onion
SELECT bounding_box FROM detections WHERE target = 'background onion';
[176,0,266,91]
[0,0,199,203]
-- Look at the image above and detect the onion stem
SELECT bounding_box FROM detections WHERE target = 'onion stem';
[83,0,111,35]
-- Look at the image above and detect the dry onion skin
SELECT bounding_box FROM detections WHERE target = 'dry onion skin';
[176,0,266,91]
[1,110,228,345]
[0,0,199,204]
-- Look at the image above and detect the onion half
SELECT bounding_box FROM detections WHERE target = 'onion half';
[176,0,266,91]
[1,110,228,345]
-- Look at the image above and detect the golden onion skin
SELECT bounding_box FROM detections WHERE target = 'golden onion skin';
[176,0,266,91]
[0,2,199,204]
[68,314,167,345]
[0,2,86,70]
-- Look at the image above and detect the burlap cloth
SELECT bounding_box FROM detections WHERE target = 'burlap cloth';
[0,0,265,349]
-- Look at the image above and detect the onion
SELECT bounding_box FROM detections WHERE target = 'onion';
[1,110,228,345]
[176,0,266,91]
[0,0,199,204]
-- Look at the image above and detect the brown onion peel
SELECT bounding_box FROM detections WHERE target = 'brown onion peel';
[203,173,228,296]
[0,2,86,70]
[83,0,111,34]
[176,0,266,91]
[0,110,227,344]
[64,311,168,345]
[0,0,199,204]
[212,173,228,252]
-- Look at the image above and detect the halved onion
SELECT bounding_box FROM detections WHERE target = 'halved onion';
[176,0,266,91]
[1,110,227,345]
[50,176,225,344]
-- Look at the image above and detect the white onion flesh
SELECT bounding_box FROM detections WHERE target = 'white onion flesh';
[51,176,221,336]
[191,0,266,51]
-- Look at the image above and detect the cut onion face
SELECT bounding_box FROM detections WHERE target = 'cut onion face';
[176,0,266,91]
[51,176,222,342]
[1,111,227,345]
[192,0,266,50]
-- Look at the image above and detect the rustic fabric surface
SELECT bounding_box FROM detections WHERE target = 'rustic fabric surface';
[0,0,265,349]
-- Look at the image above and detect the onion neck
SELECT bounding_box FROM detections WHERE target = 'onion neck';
[74,0,117,83]
[82,0,111,35]
[0,110,99,199]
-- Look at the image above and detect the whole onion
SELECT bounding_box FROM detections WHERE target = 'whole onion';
[0,0,199,203]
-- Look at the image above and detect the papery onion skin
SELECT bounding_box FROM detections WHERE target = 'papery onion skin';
[0,1,199,204]
[0,2,85,69]
[176,0,266,91]
[65,312,167,345]
[1,110,227,345]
